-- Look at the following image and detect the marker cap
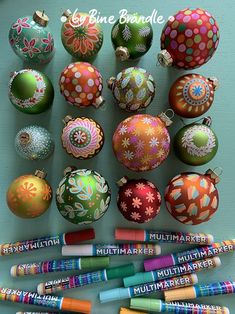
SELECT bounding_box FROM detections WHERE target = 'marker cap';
[164,286,195,302]
[144,255,174,271]
[107,263,135,280]
[99,287,130,303]
[115,229,145,242]
[62,244,92,256]
[80,257,110,269]
[130,298,161,311]
[64,229,95,244]
[123,271,153,287]
[62,297,92,313]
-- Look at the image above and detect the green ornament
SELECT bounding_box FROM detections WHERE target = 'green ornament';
[108,67,155,111]
[111,13,153,61]
[8,69,54,114]
[174,117,218,166]
[56,167,111,225]
[9,11,55,64]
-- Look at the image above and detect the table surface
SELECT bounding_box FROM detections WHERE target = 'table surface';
[0,0,234,313]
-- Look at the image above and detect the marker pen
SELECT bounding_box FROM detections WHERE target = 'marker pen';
[124,257,220,287]
[0,287,91,313]
[120,308,147,314]
[0,229,95,256]
[37,263,135,295]
[11,257,110,277]
[16,312,73,314]
[130,298,230,314]
[115,228,214,245]
[144,240,235,271]
[62,243,161,256]
[164,281,235,302]
[99,274,198,303]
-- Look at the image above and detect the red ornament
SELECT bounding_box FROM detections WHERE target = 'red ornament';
[158,8,220,69]
[59,62,104,108]
[164,169,220,225]
[117,177,161,224]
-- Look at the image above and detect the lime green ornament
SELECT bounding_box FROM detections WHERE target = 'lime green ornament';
[174,117,218,166]
[8,69,54,114]
[111,13,153,61]
[9,11,55,64]
[56,167,111,225]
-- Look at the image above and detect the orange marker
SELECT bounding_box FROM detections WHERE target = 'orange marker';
[120,308,147,314]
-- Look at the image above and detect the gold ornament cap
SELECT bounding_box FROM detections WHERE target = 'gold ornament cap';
[208,76,219,91]
[157,49,173,67]
[63,115,74,125]
[107,77,116,90]
[19,132,31,145]
[205,168,222,185]
[35,169,47,179]
[164,286,195,302]
[64,166,77,176]
[93,96,105,108]
[158,109,174,127]
[115,46,130,61]
[117,176,129,187]
[33,10,49,27]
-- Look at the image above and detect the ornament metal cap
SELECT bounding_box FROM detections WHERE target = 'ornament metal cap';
[63,115,73,125]
[208,77,219,90]
[158,109,174,127]
[205,168,221,184]
[157,49,173,67]
[107,77,116,90]
[34,169,47,179]
[62,9,72,18]
[115,46,130,61]
[202,116,212,127]
[93,96,105,108]
[117,176,128,187]
[33,10,49,27]
[64,166,77,176]
[19,132,31,145]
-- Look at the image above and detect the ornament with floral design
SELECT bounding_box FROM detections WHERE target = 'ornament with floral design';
[6,170,52,219]
[56,167,111,224]
[117,177,161,223]
[9,11,55,64]
[61,10,103,60]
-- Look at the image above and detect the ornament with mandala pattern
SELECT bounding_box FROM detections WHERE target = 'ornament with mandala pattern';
[117,177,161,223]
[108,67,155,112]
[164,169,220,225]
[62,116,104,159]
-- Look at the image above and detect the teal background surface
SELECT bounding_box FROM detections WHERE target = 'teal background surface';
[0,0,234,313]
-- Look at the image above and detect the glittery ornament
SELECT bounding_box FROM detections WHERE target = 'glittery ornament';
[164,169,220,225]
[9,11,55,64]
[108,67,155,112]
[174,117,218,166]
[56,167,111,225]
[158,8,220,69]
[169,73,218,118]
[59,62,104,108]
[8,69,54,114]
[112,112,173,172]
[61,116,104,159]
[61,10,103,60]
[15,125,54,160]
[117,177,161,223]
[111,13,153,61]
[6,170,52,219]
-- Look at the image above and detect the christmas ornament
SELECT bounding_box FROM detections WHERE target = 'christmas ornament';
[164,169,220,225]
[15,125,54,161]
[59,62,104,108]
[108,67,155,112]
[61,116,104,159]
[6,170,52,219]
[158,8,220,69]
[111,13,153,61]
[174,117,218,166]
[61,10,103,60]
[8,69,54,114]
[112,111,173,172]
[169,73,219,118]
[56,167,111,225]
[117,177,161,223]
[9,10,55,64]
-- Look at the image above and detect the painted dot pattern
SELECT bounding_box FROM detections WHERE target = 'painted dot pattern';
[59,62,103,108]
[161,8,220,69]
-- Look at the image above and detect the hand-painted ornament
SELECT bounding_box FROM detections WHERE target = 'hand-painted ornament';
[174,117,218,166]
[111,13,153,61]
[56,167,111,225]
[108,67,155,112]
[9,11,55,64]
[62,116,104,159]
[59,62,104,108]
[117,177,161,223]
[15,125,54,160]
[8,69,54,114]
[112,111,173,171]
[158,8,220,69]
[6,170,52,219]
[61,10,103,60]
[164,169,220,225]
[169,73,218,118]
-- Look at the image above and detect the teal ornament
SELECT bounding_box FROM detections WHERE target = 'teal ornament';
[9,10,55,64]
[56,167,111,225]
[15,125,54,161]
